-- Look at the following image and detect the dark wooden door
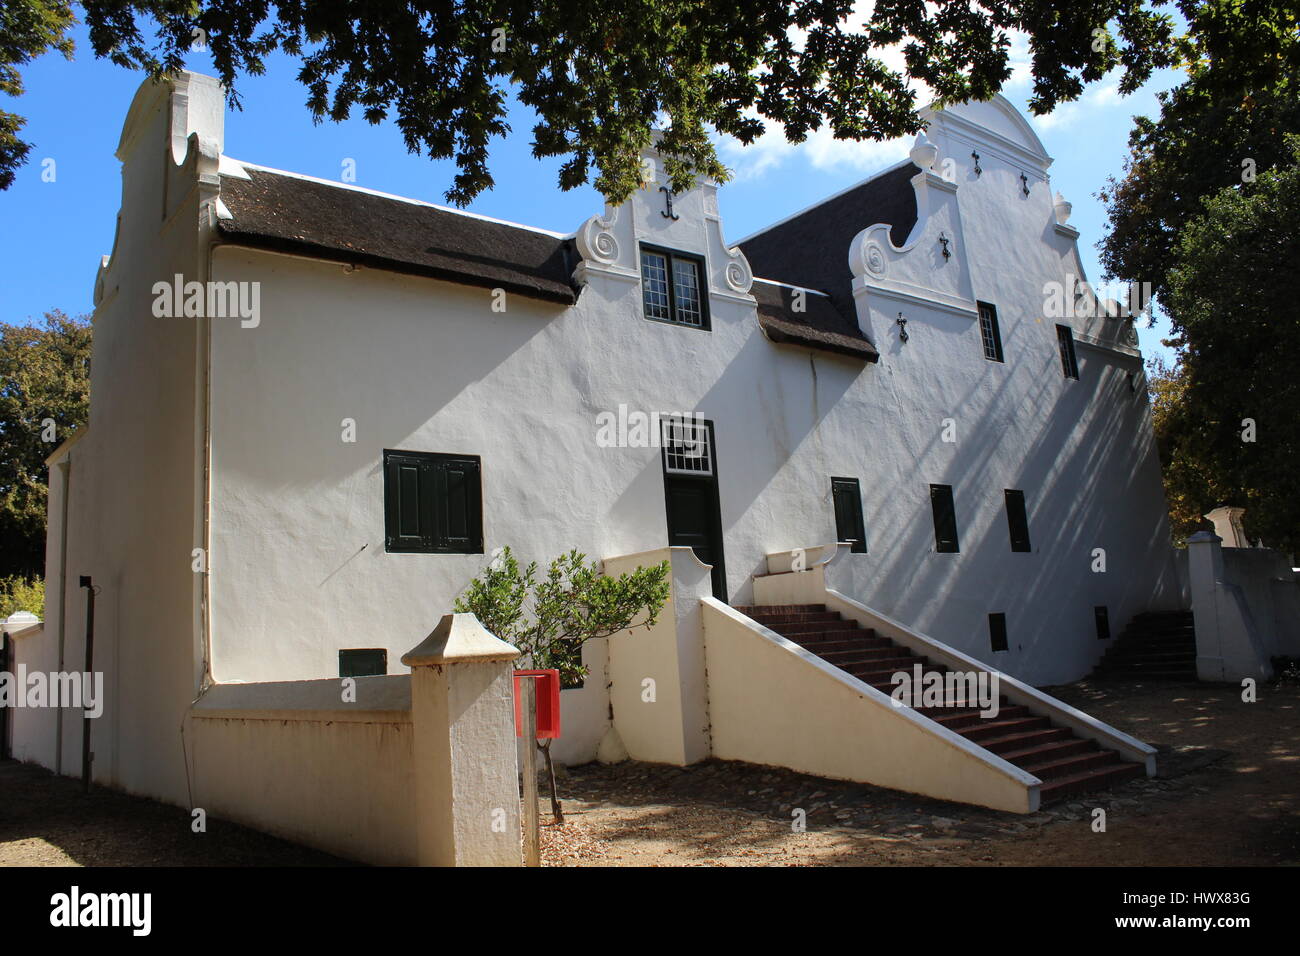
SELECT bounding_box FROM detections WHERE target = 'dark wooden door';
[665,474,726,601]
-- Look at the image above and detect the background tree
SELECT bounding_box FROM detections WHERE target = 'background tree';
[1144,355,1221,545]
[1159,135,1300,551]
[1,0,1203,204]
[455,546,670,822]
[0,310,91,581]
[1099,0,1300,319]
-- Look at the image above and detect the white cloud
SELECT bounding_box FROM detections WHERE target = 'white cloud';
[1036,81,1122,131]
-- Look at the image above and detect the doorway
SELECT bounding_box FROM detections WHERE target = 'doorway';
[661,417,727,601]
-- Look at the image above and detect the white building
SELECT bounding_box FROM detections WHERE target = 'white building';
[10,72,1183,849]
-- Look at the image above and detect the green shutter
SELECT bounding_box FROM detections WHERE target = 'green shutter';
[930,484,960,553]
[1005,489,1031,552]
[831,477,867,553]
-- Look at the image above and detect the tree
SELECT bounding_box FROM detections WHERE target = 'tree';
[0,0,1205,203]
[0,310,91,580]
[1099,0,1300,320]
[1160,135,1300,551]
[454,546,671,822]
[1145,355,1220,545]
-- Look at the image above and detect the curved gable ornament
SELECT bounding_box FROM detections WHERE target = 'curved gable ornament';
[576,206,621,266]
[722,245,753,294]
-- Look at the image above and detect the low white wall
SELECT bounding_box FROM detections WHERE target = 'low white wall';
[4,618,60,770]
[603,547,712,766]
[186,676,416,865]
[702,599,1039,813]
[1222,548,1300,658]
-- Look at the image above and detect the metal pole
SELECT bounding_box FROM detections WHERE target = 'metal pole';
[521,676,541,867]
[79,576,94,794]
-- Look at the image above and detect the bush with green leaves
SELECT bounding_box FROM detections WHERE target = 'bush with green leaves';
[0,574,44,619]
[454,546,670,687]
[454,546,670,821]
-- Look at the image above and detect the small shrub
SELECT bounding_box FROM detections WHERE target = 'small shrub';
[0,575,44,619]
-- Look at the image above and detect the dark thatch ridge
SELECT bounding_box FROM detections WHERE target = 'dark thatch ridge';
[216,167,578,304]
[739,162,919,321]
[750,279,880,361]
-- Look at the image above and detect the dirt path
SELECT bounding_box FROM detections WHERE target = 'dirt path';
[1,678,1295,866]
[0,762,349,866]
[541,678,1300,866]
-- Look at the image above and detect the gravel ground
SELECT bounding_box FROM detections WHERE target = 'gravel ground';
[0,762,350,866]
[538,677,1300,866]
[2,677,1295,867]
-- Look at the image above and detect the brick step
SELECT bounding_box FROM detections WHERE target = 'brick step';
[734,604,825,616]
[1018,749,1120,781]
[844,658,932,680]
[914,696,1012,715]
[792,637,893,655]
[1000,737,1098,764]
[1038,761,1145,802]
[781,628,873,643]
[981,727,1073,755]
[749,612,844,626]
[1108,636,1196,650]
[819,648,921,667]
[929,705,1031,730]
[767,620,862,635]
[1102,647,1190,660]
[958,716,1052,743]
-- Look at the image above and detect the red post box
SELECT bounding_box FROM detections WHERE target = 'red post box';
[513,669,561,739]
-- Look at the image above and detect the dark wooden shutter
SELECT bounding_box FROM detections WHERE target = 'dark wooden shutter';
[930,484,960,553]
[385,452,435,552]
[831,477,867,553]
[384,450,483,554]
[435,456,483,553]
[1056,324,1079,379]
[1094,606,1111,641]
[988,613,1008,652]
[1005,489,1031,552]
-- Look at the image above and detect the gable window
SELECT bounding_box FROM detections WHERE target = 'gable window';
[831,477,867,553]
[988,613,1008,652]
[384,450,483,554]
[640,246,709,330]
[339,648,387,677]
[1004,489,1031,552]
[1056,324,1079,379]
[930,484,960,553]
[977,301,1004,362]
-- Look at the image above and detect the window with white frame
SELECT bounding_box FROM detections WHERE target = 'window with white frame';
[661,416,712,475]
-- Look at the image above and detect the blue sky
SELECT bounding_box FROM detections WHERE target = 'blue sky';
[1,23,1182,360]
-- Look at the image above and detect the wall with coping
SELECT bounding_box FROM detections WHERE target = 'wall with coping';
[702,598,1039,813]
[187,675,416,864]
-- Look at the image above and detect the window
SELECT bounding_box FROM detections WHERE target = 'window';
[339,648,387,677]
[640,246,709,329]
[977,301,1004,362]
[930,484,960,553]
[661,416,712,476]
[1004,489,1031,552]
[831,477,867,553]
[1056,324,1079,379]
[988,613,1008,652]
[383,450,483,554]
[1094,606,1111,641]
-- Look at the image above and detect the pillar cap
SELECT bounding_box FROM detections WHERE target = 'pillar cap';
[401,613,520,667]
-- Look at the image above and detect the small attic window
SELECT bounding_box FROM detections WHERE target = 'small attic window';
[640,245,709,330]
